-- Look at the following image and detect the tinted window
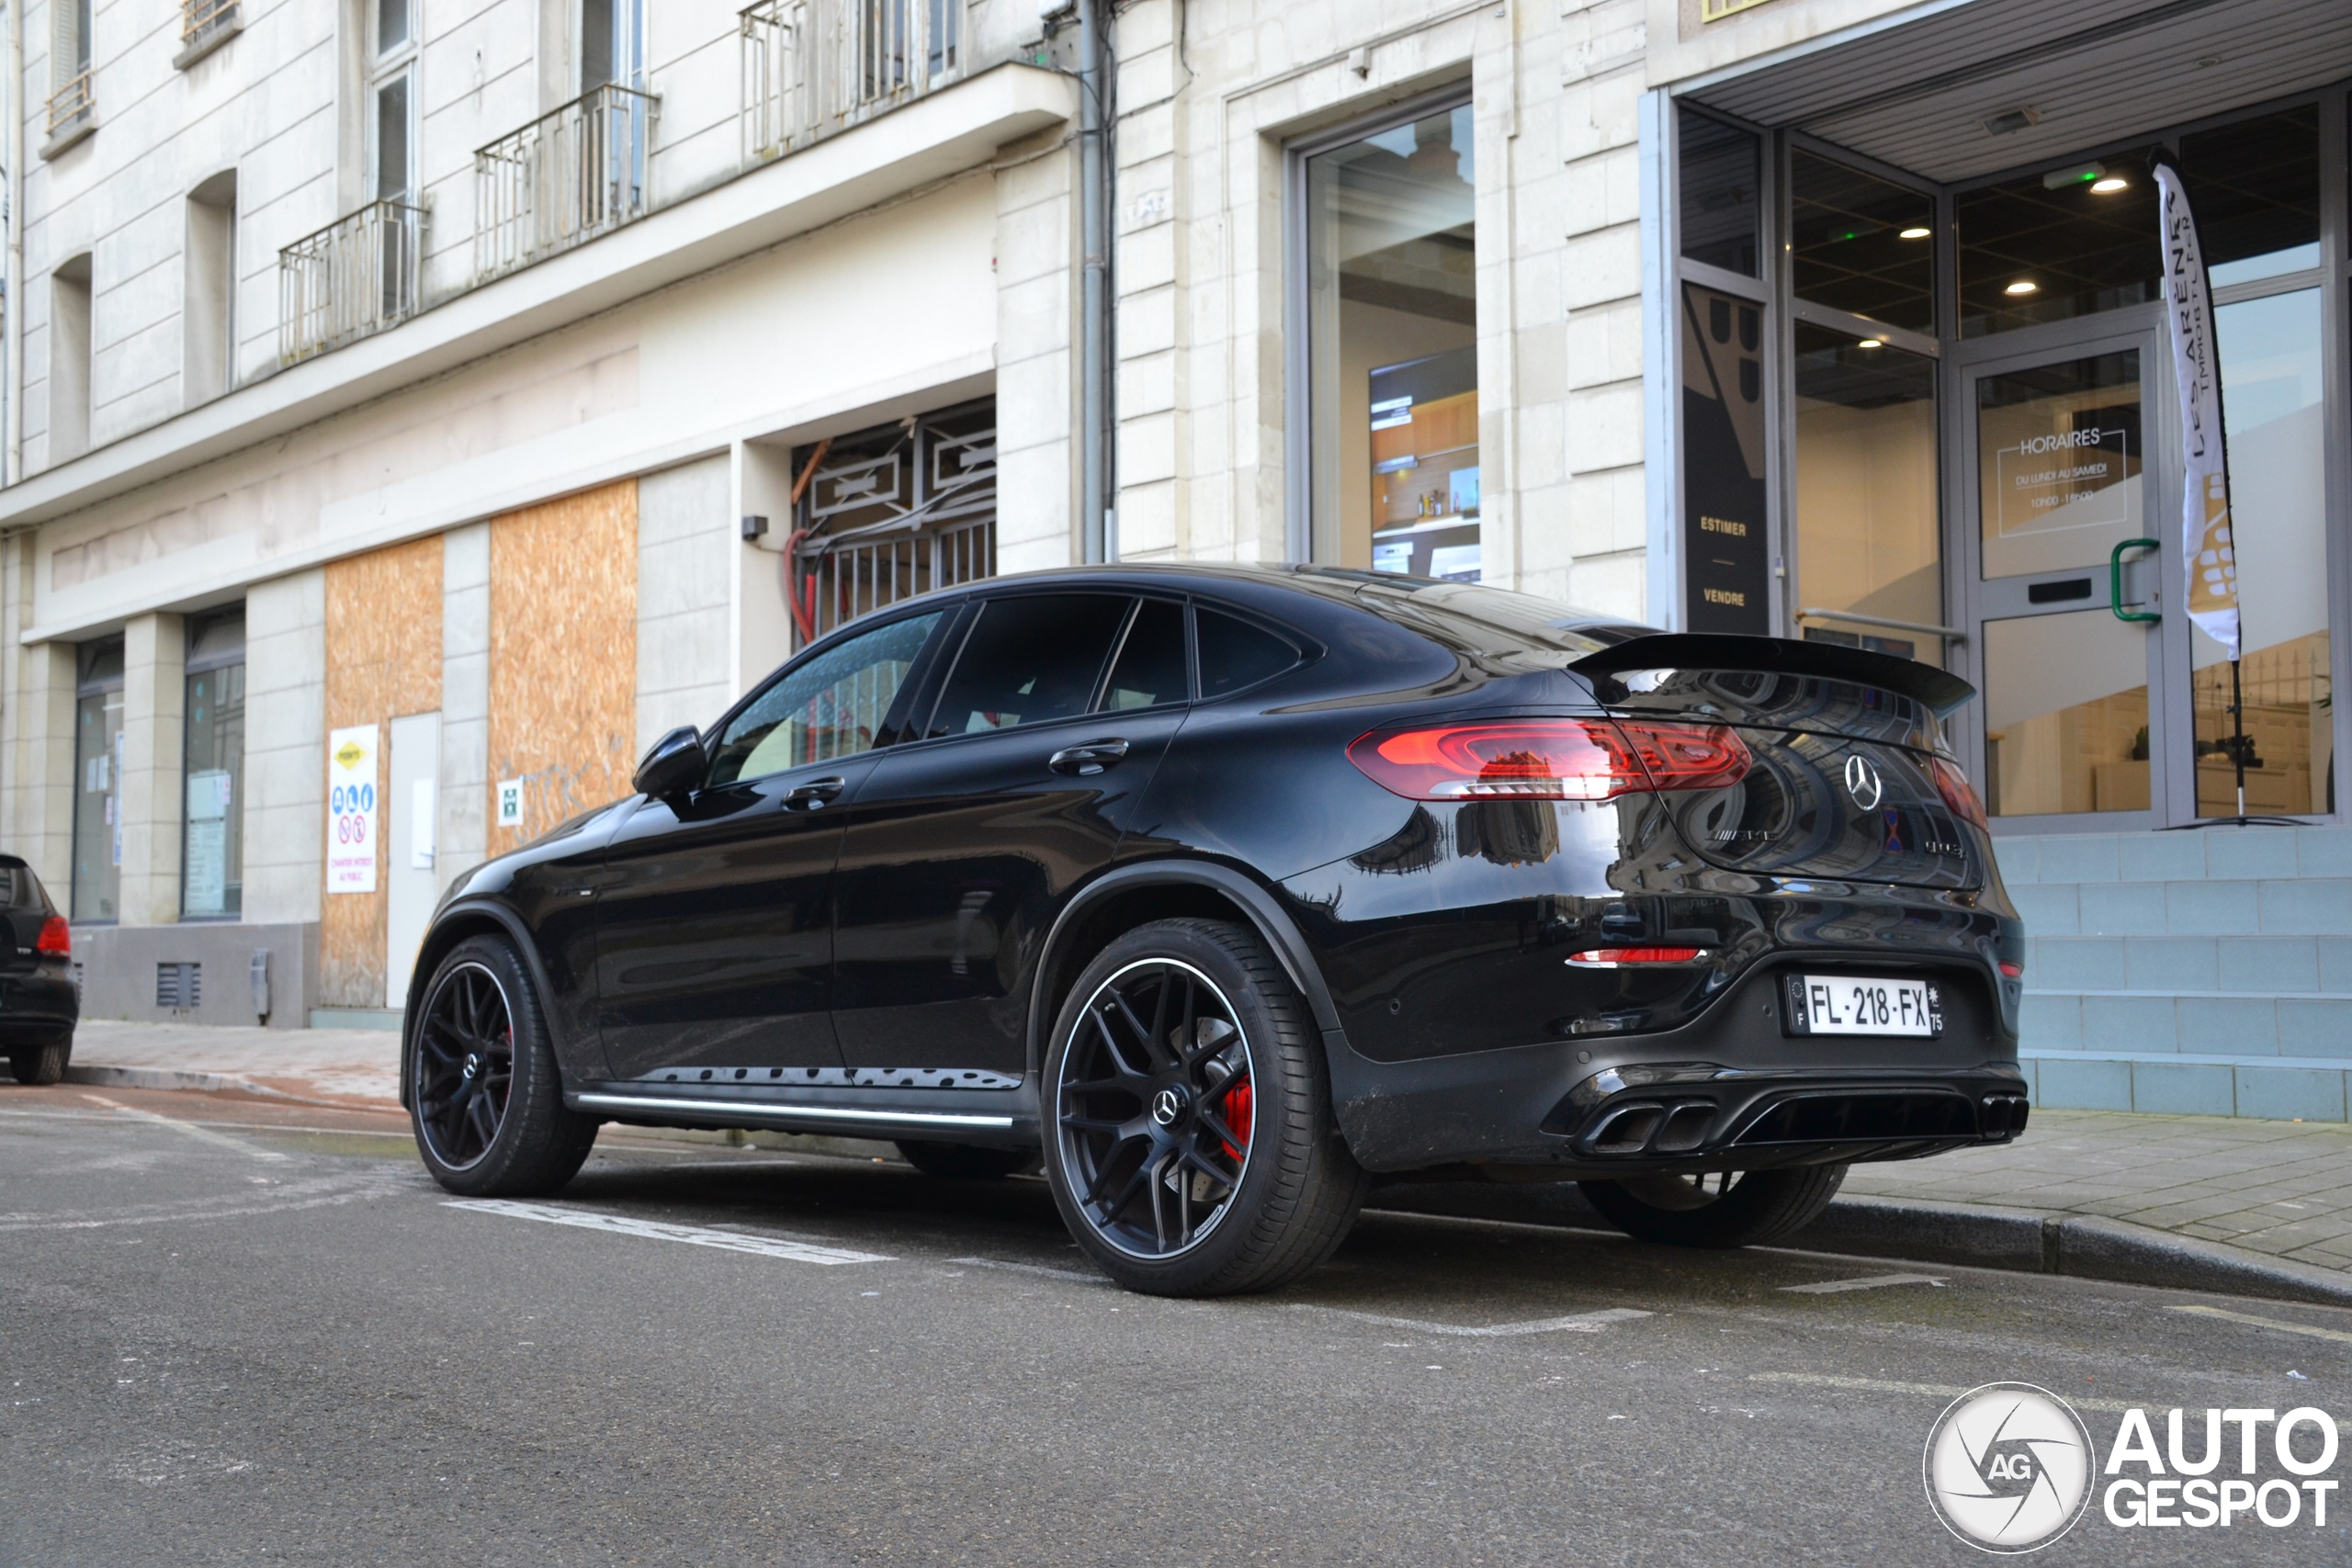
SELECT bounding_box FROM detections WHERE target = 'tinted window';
[1196,608,1301,698]
[1679,107,1759,276]
[926,594,1129,737]
[0,861,44,910]
[707,612,942,786]
[1100,599,1187,711]
[1790,150,1934,333]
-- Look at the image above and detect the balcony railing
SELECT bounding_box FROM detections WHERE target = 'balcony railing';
[45,69,94,143]
[180,0,240,55]
[741,0,963,164]
[475,83,658,282]
[277,199,424,365]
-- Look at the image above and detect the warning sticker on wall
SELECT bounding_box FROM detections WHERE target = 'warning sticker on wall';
[327,724,379,895]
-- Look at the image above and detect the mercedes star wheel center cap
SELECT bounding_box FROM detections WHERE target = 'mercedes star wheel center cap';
[463,1054,481,1081]
[1151,1086,1189,1127]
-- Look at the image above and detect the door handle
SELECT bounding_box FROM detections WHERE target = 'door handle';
[2110,538,2161,624]
[782,775,847,809]
[1048,739,1131,776]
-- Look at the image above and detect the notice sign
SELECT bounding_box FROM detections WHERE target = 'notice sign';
[1995,423,2132,539]
[327,725,379,895]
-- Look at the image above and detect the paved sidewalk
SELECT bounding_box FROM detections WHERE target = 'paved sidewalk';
[53,1022,2352,1277]
[67,1019,399,1106]
[1840,1107,2352,1275]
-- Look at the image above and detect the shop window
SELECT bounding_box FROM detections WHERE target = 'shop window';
[72,639,125,922]
[2193,288,2331,816]
[1955,149,2161,337]
[182,610,245,919]
[1790,151,1933,333]
[1304,101,1479,579]
[1679,107,1759,276]
[1792,326,1940,665]
[2179,107,2320,288]
[1983,610,2151,818]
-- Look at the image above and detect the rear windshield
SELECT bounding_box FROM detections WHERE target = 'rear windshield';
[1340,576,1658,660]
[0,860,50,911]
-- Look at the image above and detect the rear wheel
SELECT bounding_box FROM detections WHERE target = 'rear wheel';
[1042,918,1367,1297]
[7,1037,68,1086]
[1579,1164,1848,1248]
[410,936,598,1196]
[895,1141,1039,1179]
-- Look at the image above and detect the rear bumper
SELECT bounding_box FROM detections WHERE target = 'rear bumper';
[1328,961,2021,1175]
[0,970,78,1043]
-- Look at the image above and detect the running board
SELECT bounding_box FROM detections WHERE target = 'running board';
[572,1090,1018,1133]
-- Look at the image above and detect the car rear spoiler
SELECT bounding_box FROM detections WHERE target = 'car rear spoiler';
[1569,633,1977,717]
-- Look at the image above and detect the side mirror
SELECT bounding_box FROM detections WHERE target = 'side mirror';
[633,726,707,801]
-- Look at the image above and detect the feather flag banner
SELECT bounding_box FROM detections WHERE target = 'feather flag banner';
[2154,154,2240,660]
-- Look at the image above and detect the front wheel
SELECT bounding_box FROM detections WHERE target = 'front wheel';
[1041,918,1367,1297]
[409,936,598,1196]
[1579,1164,1848,1249]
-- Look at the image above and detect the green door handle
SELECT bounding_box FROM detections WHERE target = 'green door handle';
[2111,537,2160,623]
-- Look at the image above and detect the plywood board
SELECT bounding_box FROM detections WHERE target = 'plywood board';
[488,481,638,858]
[321,536,443,1009]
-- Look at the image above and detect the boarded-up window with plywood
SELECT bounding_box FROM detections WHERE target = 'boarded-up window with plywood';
[322,536,443,1008]
[489,480,639,855]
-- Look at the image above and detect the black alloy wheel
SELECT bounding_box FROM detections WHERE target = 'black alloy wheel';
[1057,956,1257,1258]
[1579,1163,1849,1248]
[414,961,516,1170]
[409,935,599,1196]
[1043,919,1367,1296]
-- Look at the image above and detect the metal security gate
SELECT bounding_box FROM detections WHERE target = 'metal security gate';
[789,400,995,646]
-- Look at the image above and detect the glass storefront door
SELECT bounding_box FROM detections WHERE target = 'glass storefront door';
[1959,332,2167,822]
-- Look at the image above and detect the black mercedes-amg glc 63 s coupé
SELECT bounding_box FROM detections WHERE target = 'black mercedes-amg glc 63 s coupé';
[402,564,2027,1295]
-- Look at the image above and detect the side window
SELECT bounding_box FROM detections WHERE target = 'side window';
[707,612,943,787]
[925,594,1131,737]
[1195,607,1303,698]
[1098,598,1188,712]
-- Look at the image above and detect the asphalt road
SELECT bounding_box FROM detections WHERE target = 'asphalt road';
[4,1082,2348,1566]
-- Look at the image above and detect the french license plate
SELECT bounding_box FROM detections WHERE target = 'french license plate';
[1783,974,1941,1037]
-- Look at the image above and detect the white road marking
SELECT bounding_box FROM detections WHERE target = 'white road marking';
[2167,1303,2352,1347]
[75,1095,291,1162]
[946,1256,1110,1284]
[445,1200,890,1264]
[1294,1304,1653,1337]
[1747,1371,2352,1434]
[1779,1273,1947,1294]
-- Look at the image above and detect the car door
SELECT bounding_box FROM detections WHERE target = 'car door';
[591,609,950,1083]
[830,592,1192,1076]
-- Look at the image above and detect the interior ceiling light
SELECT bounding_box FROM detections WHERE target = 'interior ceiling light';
[2005,280,2040,296]
[1857,339,1883,349]
[1899,226,1931,240]
[2042,162,2104,190]
[2090,175,2130,193]
[1983,107,2041,136]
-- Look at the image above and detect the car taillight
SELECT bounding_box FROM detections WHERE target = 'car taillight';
[1567,947,1708,966]
[1347,719,1748,803]
[1928,756,1987,829]
[1999,960,2024,979]
[35,916,69,955]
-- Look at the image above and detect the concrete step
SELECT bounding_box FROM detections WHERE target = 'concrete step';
[2023,933,2352,994]
[2021,987,2352,1057]
[1995,823,2352,886]
[2021,1050,2351,1122]
[2005,876,2352,938]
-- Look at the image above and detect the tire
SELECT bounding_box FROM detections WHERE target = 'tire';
[409,935,598,1197]
[1579,1163,1849,1249]
[8,1037,68,1086]
[1041,918,1368,1297]
[895,1141,1040,1179]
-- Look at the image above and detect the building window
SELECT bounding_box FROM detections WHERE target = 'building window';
[47,0,94,142]
[185,170,238,406]
[1679,106,1759,277]
[1302,97,1480,580]
[370,0,414,203]
[1789,150,1933,333]
[1792,327,1940,665]
[50,254,92,461]
[182,611,246,919]
[72,639,125,922]
[1955,147,2162,338]
[580,0,643,91]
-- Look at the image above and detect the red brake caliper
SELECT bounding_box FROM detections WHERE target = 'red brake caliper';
[1218,1079,1253,1164]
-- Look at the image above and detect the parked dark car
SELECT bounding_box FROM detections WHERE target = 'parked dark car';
[401,564,2027,1295]
[0,856,77,1085]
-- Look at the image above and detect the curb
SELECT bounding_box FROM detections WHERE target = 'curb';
[1369,1183,2352,1310]
[63,1062,393,1113]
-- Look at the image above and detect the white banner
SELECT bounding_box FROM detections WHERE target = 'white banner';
[327,724,379,895]
[2154,156,2240,660]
